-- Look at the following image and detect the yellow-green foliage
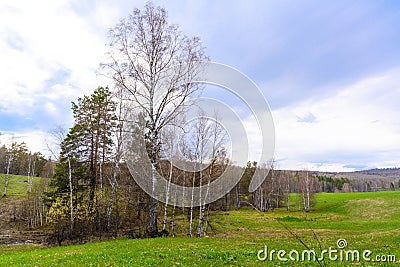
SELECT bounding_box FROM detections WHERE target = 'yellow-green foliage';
[47,194,97,225]
[76,194,96,223]
[47,196,69,224]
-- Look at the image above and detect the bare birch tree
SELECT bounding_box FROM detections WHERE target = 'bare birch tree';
[160,122,181,232]
[177,112,228,237]
[27,153,32,193]
[299,170,316,212]
[199,115,228,237]
[105,87,127,232]
[102,3,208,236]
[3,148,13,197]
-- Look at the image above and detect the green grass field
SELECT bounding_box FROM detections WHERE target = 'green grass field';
[0,191,399,266]
[0,174,45,198]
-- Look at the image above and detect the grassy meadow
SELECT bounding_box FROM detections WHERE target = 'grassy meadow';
[0,190,399,266]
[0,174,46,198]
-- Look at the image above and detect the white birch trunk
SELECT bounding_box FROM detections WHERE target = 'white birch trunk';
[3,154,13,197]
[27,154,32,193]
[189,171,196,237]
[67,157,74,231]
[162,158,173,231]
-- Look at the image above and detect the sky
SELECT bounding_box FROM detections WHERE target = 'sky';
[0,0,399,172]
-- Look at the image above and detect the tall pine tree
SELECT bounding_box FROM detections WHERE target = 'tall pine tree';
[49,87,117,238]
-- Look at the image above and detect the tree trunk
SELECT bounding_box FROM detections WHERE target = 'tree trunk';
[27,154,32,193]
[286,181,290,211]
[3,154,12,197]
[199,159,213,237]
[107,91,123,232]
[149,196,158,236]
[235,183,240,209]
[189,172,196,237]
[162,159,173,231]
[106,161,118,231]
[197,156,205,237]
[98,161,103,235]
[68,157,74,232]
[182,170,186,214]
[171,186,177,237]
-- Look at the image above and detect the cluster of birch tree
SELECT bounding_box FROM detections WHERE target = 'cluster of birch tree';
[45,3,220,242]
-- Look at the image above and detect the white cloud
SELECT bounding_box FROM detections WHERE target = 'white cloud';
[0,0,127,158]
[273,68,400,171]
[0,1,118,118]
[44,102,57,115]
[0,130,50,156]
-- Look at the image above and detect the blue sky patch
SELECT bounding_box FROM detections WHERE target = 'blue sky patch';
[297,113,317,123]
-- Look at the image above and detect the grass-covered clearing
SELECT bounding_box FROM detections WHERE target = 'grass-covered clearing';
[0,174,45,198]
[0,191,399,266]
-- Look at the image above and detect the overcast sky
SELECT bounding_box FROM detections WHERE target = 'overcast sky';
[1,0,399,171]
